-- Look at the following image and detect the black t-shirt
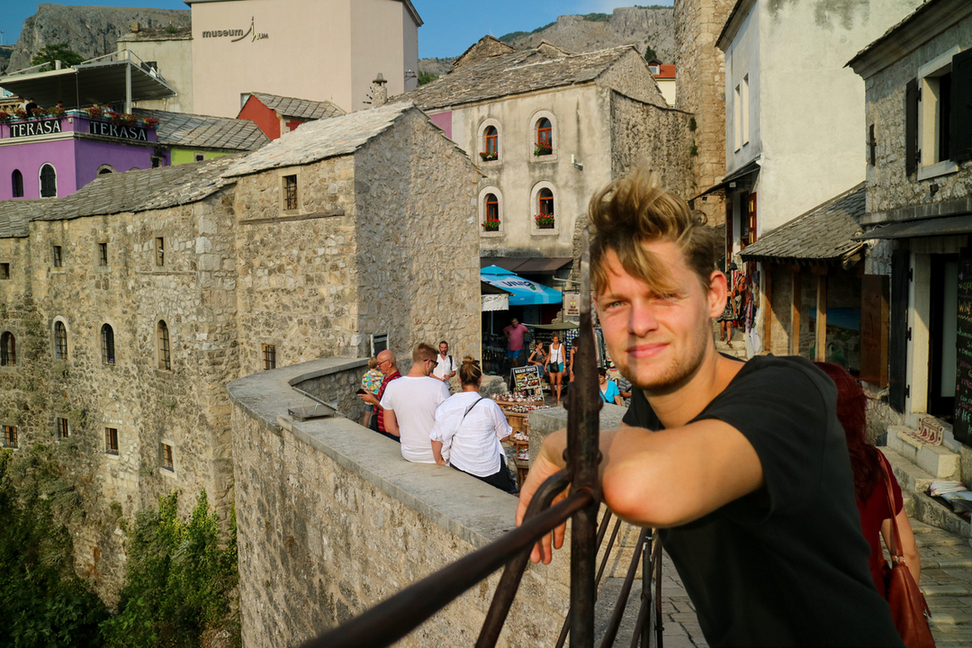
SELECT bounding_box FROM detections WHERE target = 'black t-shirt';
[623,355,903,647]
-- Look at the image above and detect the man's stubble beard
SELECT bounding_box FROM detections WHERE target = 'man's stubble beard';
[619,318,711,397]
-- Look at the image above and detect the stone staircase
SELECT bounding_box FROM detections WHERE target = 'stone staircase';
[880,427,972,648]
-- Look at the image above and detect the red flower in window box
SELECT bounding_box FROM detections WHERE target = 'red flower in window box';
[13,108,28,120]
[85,106,103,119]
[482,218,501,231]
[0,112,11,123]
[534,144,552,156]
[479,151,498,161]
[143,117,159,129]
[534,213,555,229]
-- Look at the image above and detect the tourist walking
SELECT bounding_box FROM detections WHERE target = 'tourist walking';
[547,334,565,405]
[503,318,530,368]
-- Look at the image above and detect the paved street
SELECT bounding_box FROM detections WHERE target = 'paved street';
[594,516,972,647]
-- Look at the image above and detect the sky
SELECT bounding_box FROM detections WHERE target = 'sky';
[1,1,673,60]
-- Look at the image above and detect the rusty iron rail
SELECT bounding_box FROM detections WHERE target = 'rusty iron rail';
[303,229,662,647]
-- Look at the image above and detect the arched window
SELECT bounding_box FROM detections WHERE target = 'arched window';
[40,164,57,198]
[101,324,115,365]
[484,193,500,231]
[537,188,555,228]
[157,320,171,370]
[536,118,552,155]
[1,332,15,366]
[11,170,24,198]
[484,126,498,159]
[97,166,114,175]
[54,321,67,360]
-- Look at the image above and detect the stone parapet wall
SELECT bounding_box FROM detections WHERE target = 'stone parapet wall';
[229,357,570,647]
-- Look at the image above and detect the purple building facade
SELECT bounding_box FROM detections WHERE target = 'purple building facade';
[0,112,168,200]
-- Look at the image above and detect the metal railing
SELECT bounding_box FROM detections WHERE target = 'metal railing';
[303,231,663,648]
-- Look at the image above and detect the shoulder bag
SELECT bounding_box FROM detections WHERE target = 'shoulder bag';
[881,463,936,648]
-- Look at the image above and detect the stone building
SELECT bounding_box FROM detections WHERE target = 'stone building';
[715,0,917,355]
[0,101,482,596]
[116,23,194,113]
[395,37,695,321]
[847,0,972,472]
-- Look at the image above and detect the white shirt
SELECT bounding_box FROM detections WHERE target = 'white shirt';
[380,376,451,463]
[430,392,512,477]
[433,353,456,380]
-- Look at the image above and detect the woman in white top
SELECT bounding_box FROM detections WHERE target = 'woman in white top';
[430,357,517,493]
[547,334,565,405]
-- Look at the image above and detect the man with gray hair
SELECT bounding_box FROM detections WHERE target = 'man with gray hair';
[380,343,450,463]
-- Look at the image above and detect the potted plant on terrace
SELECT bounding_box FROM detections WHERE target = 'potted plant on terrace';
[48,105,66,118]
[0,112,11,123]
[482,218,500,232]
[13,108,28,121]
[535,213,555,229]
[143,117,159,130]
[479,151,498,161]
[534,143,552,156]
[86,105,103,119]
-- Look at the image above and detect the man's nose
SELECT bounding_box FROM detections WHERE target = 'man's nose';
[628,301,658,337]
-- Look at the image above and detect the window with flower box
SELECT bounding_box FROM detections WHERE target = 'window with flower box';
[537,189,555,228]
[536,118,553,156]
[484,194,500,231]
[482,126,499,161]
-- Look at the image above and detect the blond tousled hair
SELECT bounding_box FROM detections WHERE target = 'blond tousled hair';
[589,169,719,295]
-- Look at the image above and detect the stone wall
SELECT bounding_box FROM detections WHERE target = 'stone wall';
[229,357,571,647]
[354,109,483,360]
[609,90,695,199]
[597,48,668,108]
[673,0,733,224]
[0,189,241,599]
[862,18,972,217]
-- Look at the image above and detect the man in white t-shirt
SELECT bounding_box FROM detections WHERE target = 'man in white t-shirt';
[432,340,457,383]
[380,342,451,463]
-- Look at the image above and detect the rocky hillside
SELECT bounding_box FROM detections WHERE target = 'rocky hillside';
[419,6,674,78]
[3,3,191,74]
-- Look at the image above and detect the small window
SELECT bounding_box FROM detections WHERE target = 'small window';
[1,332,15,366]
[101,324,115,365]
[98,167,114,175]
[371,333,388,356]
[11,170,23,198]
[40,164,57,198]
[194,153,205,162]
[483,126,498,160]
[3,425,17,448]
[537,188,555,229]
[0,264,8,280]
[54,321,68,360]
[56,417,69,439]
[283,175,298,211]
[155,237,164,266]
[157,320,171,370]
[151,156,163,168]
[263,344,276,370]
[105,428,119,455]
[98,242,108,267]
[483,193,500,232]
[52,245,63,268]
[161,442,174,471]
[536,118,552,155]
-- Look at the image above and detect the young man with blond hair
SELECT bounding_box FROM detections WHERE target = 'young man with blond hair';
[517,171,902,647]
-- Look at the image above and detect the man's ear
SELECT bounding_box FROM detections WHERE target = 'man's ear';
[707,270,729,319]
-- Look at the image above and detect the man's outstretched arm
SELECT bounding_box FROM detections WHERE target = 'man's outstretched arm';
[516,420,764,564]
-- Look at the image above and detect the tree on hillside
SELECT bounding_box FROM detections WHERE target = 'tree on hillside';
[31,43,84,68]
[644,45,658,62]
[418,71,438,85]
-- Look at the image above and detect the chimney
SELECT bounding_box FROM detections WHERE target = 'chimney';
[371,73,387,108]
[131,22,140,33]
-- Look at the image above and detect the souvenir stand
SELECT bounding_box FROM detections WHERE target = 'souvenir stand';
[492,366,546,487]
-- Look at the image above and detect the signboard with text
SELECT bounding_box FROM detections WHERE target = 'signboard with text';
[7,119,62,138]
[511,365,543,398]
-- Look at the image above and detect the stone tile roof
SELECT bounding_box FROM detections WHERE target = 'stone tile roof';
[223,102,416,178]
[248,92,346,121]
[133,108,269,151]
[0,200,44,238]
[740,183,867,264]
[26,156,238,223]
[393,43,635,110]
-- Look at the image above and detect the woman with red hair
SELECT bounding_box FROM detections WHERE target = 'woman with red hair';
[815,362,921,595]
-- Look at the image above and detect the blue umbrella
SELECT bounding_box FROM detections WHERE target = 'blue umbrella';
[480,265,563,306]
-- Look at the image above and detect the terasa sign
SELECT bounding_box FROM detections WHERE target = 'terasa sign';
[88,121,149,141]
[8,119,63,138]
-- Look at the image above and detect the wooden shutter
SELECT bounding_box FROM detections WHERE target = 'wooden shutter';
[950,48,972,163]
[889,249,910,413]
[860,274,889,387]
[905,79,918,176]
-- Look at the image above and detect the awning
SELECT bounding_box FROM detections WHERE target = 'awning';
[481,280,511,312]
[480,256,572,273]
[854,214,972,240]
[689,159,761,203]
[0,52,176,109]
[480,265,563,306]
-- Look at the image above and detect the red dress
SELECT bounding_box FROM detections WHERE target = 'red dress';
[855,452,903,597]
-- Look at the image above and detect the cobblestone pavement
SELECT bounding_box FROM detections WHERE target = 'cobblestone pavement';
[594,521,972,647]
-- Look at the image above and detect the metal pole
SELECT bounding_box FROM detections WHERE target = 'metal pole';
[125,58,132,114]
